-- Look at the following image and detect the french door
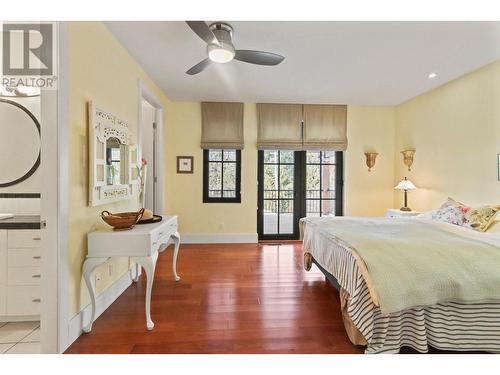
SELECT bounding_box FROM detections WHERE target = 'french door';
[257,150,343,240]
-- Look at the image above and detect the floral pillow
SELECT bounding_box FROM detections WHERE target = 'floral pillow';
[431,204,466,226]
[433,197,500,232]
[463,206,500,232]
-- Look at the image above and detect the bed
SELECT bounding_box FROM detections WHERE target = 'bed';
[301,216,500,354]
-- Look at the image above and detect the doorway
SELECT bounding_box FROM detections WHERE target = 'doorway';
[138,81,164,213]
[257,150,343,240]
[140,99,157,211]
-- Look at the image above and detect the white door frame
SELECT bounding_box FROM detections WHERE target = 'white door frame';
[137,80,165,213]
[40,22,70,353]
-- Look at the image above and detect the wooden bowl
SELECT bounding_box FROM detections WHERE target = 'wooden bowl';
[101,208,145,230]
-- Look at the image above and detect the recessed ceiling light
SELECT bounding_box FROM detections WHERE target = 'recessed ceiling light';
[428,72,438,79]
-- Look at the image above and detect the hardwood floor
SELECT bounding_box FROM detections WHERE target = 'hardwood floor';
[65,242,364,354]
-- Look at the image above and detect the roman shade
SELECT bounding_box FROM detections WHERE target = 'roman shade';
[256,103,303,150]
[201,102,244,149]
[303,104,347,150]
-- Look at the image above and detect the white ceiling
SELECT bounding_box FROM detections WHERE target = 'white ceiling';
[105,21,500,106]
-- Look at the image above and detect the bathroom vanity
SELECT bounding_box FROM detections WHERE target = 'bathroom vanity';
[0,216,41,322]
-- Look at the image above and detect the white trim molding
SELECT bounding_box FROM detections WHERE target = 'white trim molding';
[181,233,258,244]
[138,80,165,213]
[66,269,135,349]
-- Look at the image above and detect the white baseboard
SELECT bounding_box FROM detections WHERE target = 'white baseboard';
[0,315,39,323]
[64,269,134,352]
[182,233,258,244]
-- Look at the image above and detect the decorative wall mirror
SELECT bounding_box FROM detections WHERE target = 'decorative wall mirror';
[88,101,139,206]
[0,98,41,187]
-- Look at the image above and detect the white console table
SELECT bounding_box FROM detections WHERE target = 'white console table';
[83,215,180,332]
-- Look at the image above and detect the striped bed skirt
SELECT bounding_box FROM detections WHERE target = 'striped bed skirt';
[303,225,500,354]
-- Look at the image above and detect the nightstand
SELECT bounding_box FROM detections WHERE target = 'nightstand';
[385,209,421,218]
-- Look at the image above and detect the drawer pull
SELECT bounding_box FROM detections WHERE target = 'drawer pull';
[33,237,41,241]
[32,298,41,303]
[33,256,41,260]
[32,274,41,278]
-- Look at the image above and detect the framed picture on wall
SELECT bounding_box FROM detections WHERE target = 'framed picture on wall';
[177,156,194,174]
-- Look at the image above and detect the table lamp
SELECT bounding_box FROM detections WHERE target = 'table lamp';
[395,177,417,211]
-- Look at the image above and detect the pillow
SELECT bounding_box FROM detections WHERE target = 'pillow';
[437,197,499,232]
[440,197,470,213]
[431,204,466,226]
[462,205,500,232]
[486,220,500,233]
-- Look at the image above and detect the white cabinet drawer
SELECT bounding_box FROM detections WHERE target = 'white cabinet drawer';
[7,248,41,267]
[8,267,41,286]
[7,286,41,315]
[7,230,41,248]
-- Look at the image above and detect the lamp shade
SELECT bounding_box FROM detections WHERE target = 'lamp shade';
[395,177,417,190]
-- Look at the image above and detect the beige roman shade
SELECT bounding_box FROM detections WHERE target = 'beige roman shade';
[256,103,303,150]
[201,102,244,149]
[303,104,347,151]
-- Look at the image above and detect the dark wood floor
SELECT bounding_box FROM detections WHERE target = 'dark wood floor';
[65,242,365,354]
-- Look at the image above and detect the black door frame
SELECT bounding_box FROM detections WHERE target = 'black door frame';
[257,150,344,240]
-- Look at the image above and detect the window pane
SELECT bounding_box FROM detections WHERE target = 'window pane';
[208,162,222,191]
[306,151,320,163]
[223,162,236,190]
[306,199,321,216]
[279,150,294,163]
[322,151,336,164]
[223,150,236,161]
[223,190,236,198]
[264,150,278,163]
[279,200,294,234]
[321,200,335,216]
[306,164,320,191]
[263,200,278,234]
[322,164,336,199]
[209,149,222,161]
[264,164,278,191]
[279,165,294,191]
[209,190,222,198]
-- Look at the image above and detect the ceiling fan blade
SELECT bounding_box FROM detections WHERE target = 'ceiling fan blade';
[186,58,212,75]
[234,50,284,66]
[186,21,220,46]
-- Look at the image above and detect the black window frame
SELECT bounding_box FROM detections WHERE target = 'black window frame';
[303,150,344,217]
[203,149,242,203]
[257,150,343,240]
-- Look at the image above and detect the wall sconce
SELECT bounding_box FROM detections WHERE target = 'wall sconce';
[364,152,378,172]
[401,149,416,171]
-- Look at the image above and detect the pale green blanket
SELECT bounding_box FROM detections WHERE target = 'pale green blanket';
[308,217,500,314]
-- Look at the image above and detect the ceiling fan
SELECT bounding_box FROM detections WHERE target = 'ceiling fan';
[185,21,285,75]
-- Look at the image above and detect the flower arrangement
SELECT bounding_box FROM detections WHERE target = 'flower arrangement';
[137,158,148,208]
[106,157,115,185]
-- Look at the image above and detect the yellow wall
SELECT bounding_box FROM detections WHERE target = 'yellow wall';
[165,102,258,235]
[165,104,396,237]
[345,107,396,216]
[394,60,500,210]
[68,22,171,316]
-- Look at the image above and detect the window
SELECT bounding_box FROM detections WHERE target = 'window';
[305,151,340,217]
[257,150,343,240]
[203,149,241,203]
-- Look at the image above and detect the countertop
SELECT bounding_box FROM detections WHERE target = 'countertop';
[0,215,41,230]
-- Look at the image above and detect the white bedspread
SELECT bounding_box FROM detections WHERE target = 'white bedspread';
[303,216,500,314]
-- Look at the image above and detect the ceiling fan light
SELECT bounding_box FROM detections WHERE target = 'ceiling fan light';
[207,44,234,63]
